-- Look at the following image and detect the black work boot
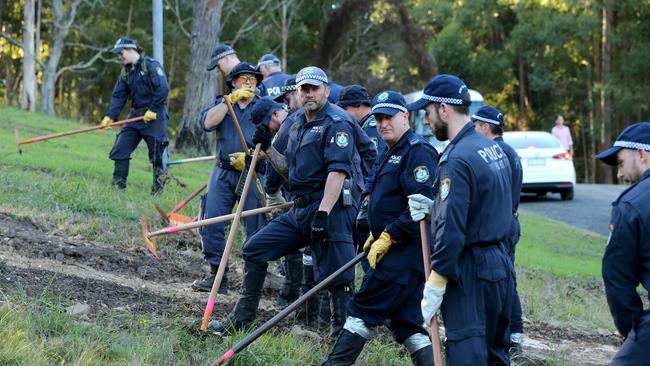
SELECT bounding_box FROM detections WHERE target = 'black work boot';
[320,329,367,366]
[151,164,167,195]
[329,285,352,338]
[231,261,268,328]
[111,159,129,190]
[410,345,434,366]
[277,254,303,308]
[192,264,228,294]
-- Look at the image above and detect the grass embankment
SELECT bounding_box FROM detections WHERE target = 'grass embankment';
[0,105,614,365]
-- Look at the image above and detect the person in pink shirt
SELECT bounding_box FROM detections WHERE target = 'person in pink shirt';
[551,114,573,155]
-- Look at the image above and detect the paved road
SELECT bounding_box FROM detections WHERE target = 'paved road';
[519,184,628,236]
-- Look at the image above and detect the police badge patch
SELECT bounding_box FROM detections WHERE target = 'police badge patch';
[377,92,389,102]
[335,132,349,148]
[413,166,430,183]
[156,67,164,76]
[440,178,451,200]
[371,137,378,148]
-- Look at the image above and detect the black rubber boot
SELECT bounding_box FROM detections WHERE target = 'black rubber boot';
[111,159,129,190]
[192,264,228,294]
[151,164,166,195]
[231,261,268,329]
[320,329,367,366]
[410,345,434,366]
[277,254,303,308]
[329,285,352,338]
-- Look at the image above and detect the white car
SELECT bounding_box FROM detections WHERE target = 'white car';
[503,131,576,200]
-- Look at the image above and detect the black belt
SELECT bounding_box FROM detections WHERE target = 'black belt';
[216,158,265,173]
[466,241,501,249]
[293,191,324,208]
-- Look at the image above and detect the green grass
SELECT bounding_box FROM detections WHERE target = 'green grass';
[0,105,615,364]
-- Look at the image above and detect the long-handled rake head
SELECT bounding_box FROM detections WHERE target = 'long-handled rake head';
[141,217,159,258]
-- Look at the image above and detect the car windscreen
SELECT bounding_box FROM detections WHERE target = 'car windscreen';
[505,134,562,149]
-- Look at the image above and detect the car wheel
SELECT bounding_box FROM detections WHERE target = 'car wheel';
[561,189,574,201]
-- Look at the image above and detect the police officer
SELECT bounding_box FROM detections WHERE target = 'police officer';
[192,62,267,294]
[205,43,240,77]
[257,54,291,99]
[473,105,524,353]
[208,66,358,337]
[596,122,650,365]
[322,91,438,366]
[408,74,514,364]
[99,37,169,194]
[336,85,387,252]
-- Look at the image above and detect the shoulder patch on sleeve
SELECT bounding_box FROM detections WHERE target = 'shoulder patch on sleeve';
[156,67,164,76]
[440,178,451,200]
[413,166,430,183]
[335,131,349,148]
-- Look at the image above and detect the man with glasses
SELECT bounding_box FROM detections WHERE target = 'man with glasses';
[192,62,267,295]
[99,36,170,194]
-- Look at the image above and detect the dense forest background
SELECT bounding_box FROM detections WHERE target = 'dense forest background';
[2,0,649,183]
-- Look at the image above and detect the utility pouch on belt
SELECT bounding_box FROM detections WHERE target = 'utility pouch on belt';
[342,178,352,207]
[235,155,253,196]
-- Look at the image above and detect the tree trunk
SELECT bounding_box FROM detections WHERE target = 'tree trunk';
[22,0,37,112]
[391,0,437,79]
[317,0,373,69]
[174,0,224,153]
[40,0,67,115]
[599,0,613,183]
[280,0,287,70]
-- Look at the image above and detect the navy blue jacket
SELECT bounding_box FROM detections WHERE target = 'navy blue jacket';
[328,82,344,104]
[198,96,258,162]
[367,129,438,284]
[603,169,650,338]
[495,136,523,247]
[360,114,387,195]
[106,56,169,140]
[261,71,291,99]
[285,103,356,197]
[430,123,513,281]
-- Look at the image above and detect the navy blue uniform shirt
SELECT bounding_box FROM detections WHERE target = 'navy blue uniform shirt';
[367,129,438,283]
[360,113,387,195]
[261,71,291,99]
[198,96,258,162]
[285,102,356,197]
[106,56,169,139]
[495,136,522,213]
[603,169,650,338]
[430,122,513,281]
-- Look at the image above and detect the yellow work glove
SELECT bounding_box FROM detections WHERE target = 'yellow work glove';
[143,110,157,123]
[227,87,254,104]
[229,152,246,171]
[365,232,393,269]
[99,116,113,130]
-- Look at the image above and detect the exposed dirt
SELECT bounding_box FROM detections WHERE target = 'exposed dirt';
[0,211,620,364]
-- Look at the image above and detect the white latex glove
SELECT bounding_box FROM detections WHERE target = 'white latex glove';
[408,194,434,222]
[421,282,446,326]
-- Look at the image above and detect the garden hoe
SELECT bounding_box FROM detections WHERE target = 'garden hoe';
[211,252,368,366]
[14,116,144,154]
[152,183,208,225]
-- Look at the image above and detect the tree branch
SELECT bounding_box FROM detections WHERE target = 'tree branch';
[166,0,191,39]
[0,31,22,48]
[55,46,111,78]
